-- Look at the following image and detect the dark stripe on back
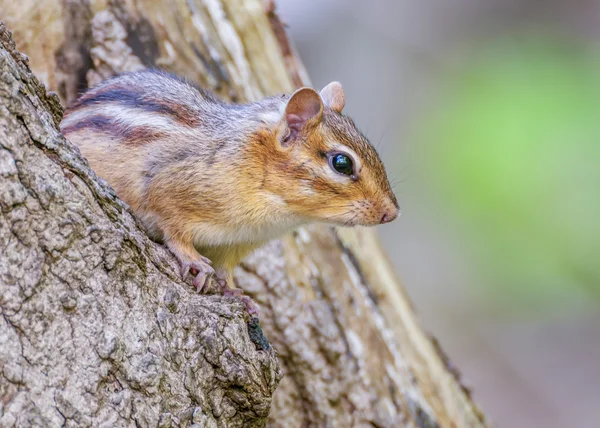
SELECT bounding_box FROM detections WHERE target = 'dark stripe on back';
[62,114,167,146]
[61,115,113,135]
[69,86,201,127]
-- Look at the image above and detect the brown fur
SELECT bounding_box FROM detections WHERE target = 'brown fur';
[61,70,399,287]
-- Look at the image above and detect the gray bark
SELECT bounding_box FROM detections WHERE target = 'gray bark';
[0,24,279,427]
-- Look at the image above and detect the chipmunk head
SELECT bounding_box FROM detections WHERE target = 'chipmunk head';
[267,82,399,227]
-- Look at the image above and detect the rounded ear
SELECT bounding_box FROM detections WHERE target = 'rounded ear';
[320,81,345,112]
[284,87,323,143]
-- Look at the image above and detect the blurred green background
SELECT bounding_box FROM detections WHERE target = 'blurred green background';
[420,37,600,312]
[279,0,600,426]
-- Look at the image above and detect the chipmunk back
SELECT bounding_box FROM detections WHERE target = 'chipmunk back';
[61,69,399,306]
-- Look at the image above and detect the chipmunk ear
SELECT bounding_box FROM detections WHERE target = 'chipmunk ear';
[283,87,323,144]
[320,81,345,112]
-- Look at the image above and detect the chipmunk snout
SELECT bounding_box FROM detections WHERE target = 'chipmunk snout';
[379,199,400,224]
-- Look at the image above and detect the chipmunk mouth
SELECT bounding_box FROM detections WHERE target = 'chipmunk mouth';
[346,198,400,227]
[309,208,356,227]
[309,199,398,227]
[338,216,381,227]
[325,210,375,227]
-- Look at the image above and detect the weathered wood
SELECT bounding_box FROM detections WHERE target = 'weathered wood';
[0,1,489,427]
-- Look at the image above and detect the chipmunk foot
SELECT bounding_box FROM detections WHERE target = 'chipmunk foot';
[168,241,215,293]
[216,270,260,316]
[180,258,215,293]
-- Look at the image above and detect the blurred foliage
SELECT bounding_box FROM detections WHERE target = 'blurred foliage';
[418,36,600,312]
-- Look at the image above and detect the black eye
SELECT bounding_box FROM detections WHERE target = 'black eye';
[331,153,354,176]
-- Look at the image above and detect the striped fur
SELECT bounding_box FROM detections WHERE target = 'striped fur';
[61,70,398,282]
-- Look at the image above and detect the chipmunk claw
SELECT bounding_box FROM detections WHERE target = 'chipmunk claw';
[241,295,260,316]
[191,270,210,292]
[222,286,260,316]
[222,287,243,297]
[178,259,215,293]
[215,277,228,290]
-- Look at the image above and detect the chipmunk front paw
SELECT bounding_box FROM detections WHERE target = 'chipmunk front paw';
[168,241,216,293]
[180,258,215,292]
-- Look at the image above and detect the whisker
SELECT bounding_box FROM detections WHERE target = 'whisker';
[323,205,353,209]
[343,213,359,226]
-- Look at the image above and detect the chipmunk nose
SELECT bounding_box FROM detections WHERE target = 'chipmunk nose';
[380,205,400,224]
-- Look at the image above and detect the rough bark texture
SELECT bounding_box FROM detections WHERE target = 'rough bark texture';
[0,1,489,427]
[0,22,279,427]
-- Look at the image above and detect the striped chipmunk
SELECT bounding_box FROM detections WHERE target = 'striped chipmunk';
[61,70,399,314]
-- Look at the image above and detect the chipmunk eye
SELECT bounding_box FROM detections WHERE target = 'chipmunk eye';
[330,153,354,176]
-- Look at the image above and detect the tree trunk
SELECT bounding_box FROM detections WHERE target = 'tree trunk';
[0,1,489,427]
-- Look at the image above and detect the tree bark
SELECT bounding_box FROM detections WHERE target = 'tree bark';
[0,1,489,427]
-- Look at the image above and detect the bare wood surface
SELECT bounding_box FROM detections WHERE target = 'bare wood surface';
[0,1,489,427]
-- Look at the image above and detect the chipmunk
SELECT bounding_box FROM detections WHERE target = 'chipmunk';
[61,70,399,312]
